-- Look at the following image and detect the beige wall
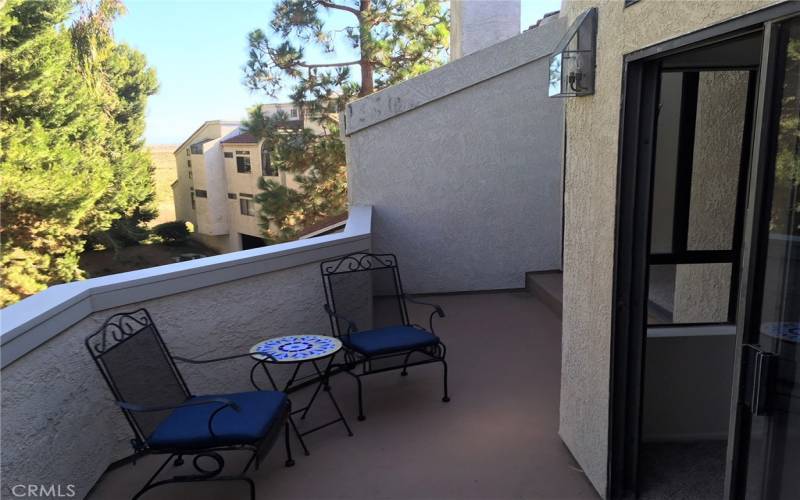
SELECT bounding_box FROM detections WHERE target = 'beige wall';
[224,143,264,242]
[173,122,239,237]
[558,0,779,496]
[172,147,197,228]
[221,141,297,245]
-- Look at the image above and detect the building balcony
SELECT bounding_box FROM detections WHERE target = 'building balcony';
[0,207,595,499]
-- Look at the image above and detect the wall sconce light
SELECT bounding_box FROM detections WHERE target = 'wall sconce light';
[548,8,597,97]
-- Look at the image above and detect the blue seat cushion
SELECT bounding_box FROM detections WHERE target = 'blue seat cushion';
[147,391,287,450]
[343,325,439,356]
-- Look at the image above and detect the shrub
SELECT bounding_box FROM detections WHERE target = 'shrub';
[153,221,191,245]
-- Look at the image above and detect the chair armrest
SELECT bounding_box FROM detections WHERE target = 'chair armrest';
[117,398,241,414]
[404,296,446,318]
[117,398,242,441]
[173,351,276,364]
[404,296,446,334]
[323,304,358,334]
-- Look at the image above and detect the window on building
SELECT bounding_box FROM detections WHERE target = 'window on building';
[185,148,189,156]
[239,197,255,216]
[187,159,192,167]
[290,108,298,118]
[188,171,192,179]
[189,140,210,155]
[190,190,196,210]
[646,70,752,325]
[261,142,277,176]
[227,193,237,199]
[224,152,233,158]
[236,155,251,173]
[195,189,208,198]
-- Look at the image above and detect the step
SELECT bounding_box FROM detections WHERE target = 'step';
[526,271,563,319]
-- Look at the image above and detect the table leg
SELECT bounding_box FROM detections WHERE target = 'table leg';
[310,358,353,437]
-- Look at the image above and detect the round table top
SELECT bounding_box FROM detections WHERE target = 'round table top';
[250,335,342,362]
[761,322,800,344]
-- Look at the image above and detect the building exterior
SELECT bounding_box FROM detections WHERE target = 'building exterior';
[171,104,307,252]
[347,1,798,498]
[450,0,521,59]
[2,2,799,500]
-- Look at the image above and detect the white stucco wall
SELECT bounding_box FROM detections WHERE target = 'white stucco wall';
[0,209,372,499]
[558,1,780,496]
[450,0,521,60]
[345,18,566,294]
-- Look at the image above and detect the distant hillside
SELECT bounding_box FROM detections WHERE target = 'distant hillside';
[148,145,177,226]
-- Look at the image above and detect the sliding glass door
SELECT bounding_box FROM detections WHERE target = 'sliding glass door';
[734,15,800,500]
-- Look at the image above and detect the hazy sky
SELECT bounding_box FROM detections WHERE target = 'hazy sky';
[114,0,562,145]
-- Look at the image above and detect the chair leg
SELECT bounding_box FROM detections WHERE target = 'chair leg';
[400,351,413,376]
[441,359,450,403]
[243,477,256,500]
[354,373,366,421]
[284,422,295,467]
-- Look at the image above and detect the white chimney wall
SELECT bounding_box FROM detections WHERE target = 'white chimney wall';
[450,0,521,60]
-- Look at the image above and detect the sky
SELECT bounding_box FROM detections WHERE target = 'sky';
[114,0,562,145]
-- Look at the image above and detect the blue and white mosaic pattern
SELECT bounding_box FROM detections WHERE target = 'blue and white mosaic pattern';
[250,335,342,362]
[761,322,800,344]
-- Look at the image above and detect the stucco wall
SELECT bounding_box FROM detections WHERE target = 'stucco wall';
[450,0,521,60]
[0,262,370,499]
[346,20,566,294]
[558,0,779,496]
[200,139,230,236]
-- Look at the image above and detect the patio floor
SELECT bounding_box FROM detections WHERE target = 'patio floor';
[88,291,598,499]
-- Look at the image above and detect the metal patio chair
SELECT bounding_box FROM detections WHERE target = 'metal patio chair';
[85,309,293,500]
[320,252,449,421]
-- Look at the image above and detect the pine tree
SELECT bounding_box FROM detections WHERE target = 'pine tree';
[72,1,159,248]
[0,0,158,306]
[243,0,448,242]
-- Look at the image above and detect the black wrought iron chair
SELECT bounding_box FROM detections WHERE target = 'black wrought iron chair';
[320,252,449,421]
[85,309,293,500]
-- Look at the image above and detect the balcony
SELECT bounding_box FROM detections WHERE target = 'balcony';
[0,207,595,499]
[87,291,595,499]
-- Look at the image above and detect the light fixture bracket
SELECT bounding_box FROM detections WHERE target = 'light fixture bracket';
[548,8,597,97]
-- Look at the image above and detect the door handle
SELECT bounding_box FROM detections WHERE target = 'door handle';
[743,344,776,416]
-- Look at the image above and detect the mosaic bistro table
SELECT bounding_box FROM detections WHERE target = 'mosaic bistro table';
[249,335,353,454]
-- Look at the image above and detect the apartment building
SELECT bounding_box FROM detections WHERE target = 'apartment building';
[171,103,306,252]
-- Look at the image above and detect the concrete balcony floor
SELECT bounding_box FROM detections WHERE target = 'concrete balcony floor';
[89,291,598,499]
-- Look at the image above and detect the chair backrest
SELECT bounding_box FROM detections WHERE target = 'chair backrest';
[85,309,190,445]
[320,252,410,337]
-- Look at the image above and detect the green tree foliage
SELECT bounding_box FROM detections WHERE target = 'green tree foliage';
[243,0,448,242]
[772,34,800,235]
[0,0,158,306]
[153,221,192,246]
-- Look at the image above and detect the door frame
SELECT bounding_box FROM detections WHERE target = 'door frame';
[609,2,800,499]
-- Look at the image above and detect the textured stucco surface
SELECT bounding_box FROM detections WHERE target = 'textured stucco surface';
[347,26,565,294]
[345,17,566,135]
[1,262,370,499]
[558,1,779,497]
[450,0,521,60]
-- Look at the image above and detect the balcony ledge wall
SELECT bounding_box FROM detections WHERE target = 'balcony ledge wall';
[344,16,566,294]
[0,206,372,499]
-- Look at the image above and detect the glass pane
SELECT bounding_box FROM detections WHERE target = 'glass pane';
[687,71,749,251]
[648,263,732,324]
[745,18,800,500]
[650,72,683,254]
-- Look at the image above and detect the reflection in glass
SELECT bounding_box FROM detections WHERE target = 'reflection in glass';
[744,18,800,500]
